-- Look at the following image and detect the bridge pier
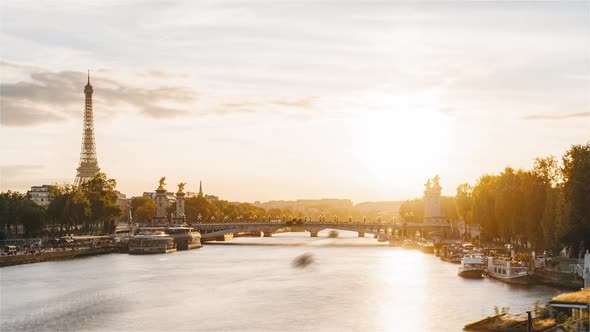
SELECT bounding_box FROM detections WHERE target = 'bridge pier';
[309,231,318,237]
[263,232,272,237]
[358,232,365,238]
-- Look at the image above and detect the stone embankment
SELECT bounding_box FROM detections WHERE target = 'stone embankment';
[0,247,118,267]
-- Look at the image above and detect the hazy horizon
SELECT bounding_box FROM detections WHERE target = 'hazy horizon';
[1,1,589,202]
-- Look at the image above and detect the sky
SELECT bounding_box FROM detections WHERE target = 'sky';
[1,0,589,203]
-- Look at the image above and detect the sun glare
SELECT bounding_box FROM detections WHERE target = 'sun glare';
[348,94,455,190]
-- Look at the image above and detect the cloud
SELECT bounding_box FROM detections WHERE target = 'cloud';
[272,97,316,109]
[0,164,44,178]
[217,97,317,116]
[0,62,199,126]
[522,112,590,120]
[0,99,66,126]
[214,108,257,116]
[223,102,259,108]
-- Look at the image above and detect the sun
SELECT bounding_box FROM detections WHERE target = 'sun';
[347,93,455,191]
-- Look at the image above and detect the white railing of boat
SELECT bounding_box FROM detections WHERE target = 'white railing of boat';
[569,263,584,278]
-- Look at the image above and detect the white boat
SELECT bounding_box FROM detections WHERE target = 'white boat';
[402,239,417,250]
[128,229,176,254]
[486,257,529,284]
[165,227,202,250]
[458,255,486,278]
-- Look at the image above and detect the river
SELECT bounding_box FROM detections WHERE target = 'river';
[1,230,564,331]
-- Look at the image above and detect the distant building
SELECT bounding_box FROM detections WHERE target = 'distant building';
[114,190,130,222]
[252,199,353,213]
[27,185,54,206]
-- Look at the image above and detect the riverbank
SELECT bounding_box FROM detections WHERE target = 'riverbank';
[0,247,119,267]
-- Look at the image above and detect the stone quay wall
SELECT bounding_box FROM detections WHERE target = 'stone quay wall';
[0,247,118,268]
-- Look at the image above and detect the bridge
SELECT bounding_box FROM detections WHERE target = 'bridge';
[189,221,453,241]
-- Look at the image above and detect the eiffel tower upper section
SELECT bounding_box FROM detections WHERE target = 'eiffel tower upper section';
[74,71,100,186]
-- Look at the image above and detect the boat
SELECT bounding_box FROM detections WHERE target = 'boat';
[128,229,176,254]
[389,237,403,247]
[402,239,417,250]
[292,253,314,268]
[440,244,463,263]
[458,255,486,278]
[417,240,435,254]
[165,227,202,250]
[486,257,529,284]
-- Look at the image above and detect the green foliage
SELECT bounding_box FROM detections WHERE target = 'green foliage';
[399,197,458,223]
[455,183,473,223]
[183,196,268,223]
[39,173,121,235]
[465,143,590,251]
[131,196,156,223]
[0,191,46,237]
[560,143,590,248]
[399,198,424,222]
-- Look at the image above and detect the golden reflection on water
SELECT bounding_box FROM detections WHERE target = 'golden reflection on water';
[378,249,427,331]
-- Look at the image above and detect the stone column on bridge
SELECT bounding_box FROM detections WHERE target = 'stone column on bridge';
[153,178,169,225]
[173,183,186,225]
[263,232,272,237]
[424,175,444,223]
[309,231,318,237]
[358,232,365,238]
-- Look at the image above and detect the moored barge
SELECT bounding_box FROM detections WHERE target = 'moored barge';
[128,231,176,254]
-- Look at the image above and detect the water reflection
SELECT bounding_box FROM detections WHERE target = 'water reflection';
[379,250,427,331]
[1,231,562,332]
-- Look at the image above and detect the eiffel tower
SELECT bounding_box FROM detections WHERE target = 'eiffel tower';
[74,71,100,186]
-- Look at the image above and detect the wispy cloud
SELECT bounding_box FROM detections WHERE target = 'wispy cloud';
[522,112,590,120]
[223,102,259,108]
[0,62,199,126]
[218,97,317,116]
[0,164,44,178]
[272,97,316,109]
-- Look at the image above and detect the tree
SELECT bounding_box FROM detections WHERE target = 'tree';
[21,202,45,237]
[46,185,91,234]
[441,196,458,222]
[79,173,121,234]
[455,183,473,223]
[131,197,156,224]
[559,143,590,251]
[399,199,424,222]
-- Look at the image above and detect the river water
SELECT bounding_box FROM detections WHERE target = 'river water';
[1,231,565,332]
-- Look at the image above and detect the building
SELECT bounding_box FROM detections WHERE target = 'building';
[74,71,101,185]
[27,185,54,206]
[114,190,130,222]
